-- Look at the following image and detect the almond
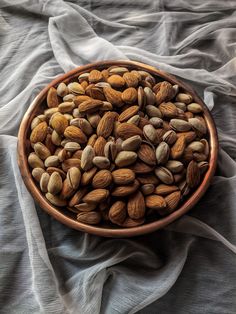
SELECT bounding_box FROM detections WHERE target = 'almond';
[107,75,125,88]
[156,81,174,105]
[121,87,138,104]
[163,191,181,214]
[103,87,124,107]
[138,117,150,130]
[155,184,179,195]
[60,178,75,199]
[77,211,102,225]
[97,111,118,138]
[50,114,68,134]
[83,189,109,204]
[86,85,105,101]
[123,72,139,88]
[92,170,112,188]
[159,102,178,118]
[178,131,196,144]
[73,95,91,106]
[30,121,48,143]
[138,143,156,166]
[129,161,154,174]
[68,187,88,207]
[62,158,81,172]
[145,195,166,210]
[109,201,127,225]
[81,167,97,186]
[127,191,145,219]
[116,123,143,140]
[170,135,186,159]
[94,136,106,156]
[118,106,139,122]
[47,87,59,108]
[64,126,87,143]
[87,134,98,147]
[137,174,159,185]
[112,168,135,185]
[88,69,103,83]
[75,203,97,212]
[78,99,103,114]
[186,160,200,188]
[121,217,145,228]
[111,179,140,197]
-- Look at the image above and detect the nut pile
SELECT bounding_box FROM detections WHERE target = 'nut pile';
[28,66,209,227]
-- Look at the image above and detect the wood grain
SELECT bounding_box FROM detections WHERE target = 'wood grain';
[17,60,219,237]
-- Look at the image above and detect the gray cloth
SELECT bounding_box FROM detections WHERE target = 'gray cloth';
[0,1,236,313]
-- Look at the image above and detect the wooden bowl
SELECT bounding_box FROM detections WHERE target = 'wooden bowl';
[17,60,218,237]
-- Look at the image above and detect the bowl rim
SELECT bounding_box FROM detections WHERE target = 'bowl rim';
[17,60,219,237]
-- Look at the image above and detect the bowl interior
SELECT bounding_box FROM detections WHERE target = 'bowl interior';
[17,60,218,237]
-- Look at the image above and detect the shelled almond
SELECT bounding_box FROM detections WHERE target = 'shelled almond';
[28,66,210,227]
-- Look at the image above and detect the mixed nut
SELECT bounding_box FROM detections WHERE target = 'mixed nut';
[28,66,209,227]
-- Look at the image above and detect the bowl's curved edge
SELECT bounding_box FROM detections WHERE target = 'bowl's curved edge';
[17,60,219,238]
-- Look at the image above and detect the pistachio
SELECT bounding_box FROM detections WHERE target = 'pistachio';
[104,141,117,161]
[188,118,207,135]
[155,167,174,185]
[28,153,44,169]
[141,184,155,195]
[57,82,68,97]
[170,119,191,132]
[166,160,184,173]
[115,151,137,167]
[176,93,192,104]
[64,142,81,152]
[187,141,204,153]
[144,87,156,106]
[187,103,203,113]
[45,193,67,207]
[34,142,51,160]
[121,135,142,151]
[146,105,162,118]
[67,167,81,189]
[155,142,170,165]
[40,172,50,193]
[44,155,60,167]
[143,124,159,144]
[149,117,163,128]
[47,172,62,194]
[93,156,110,169]
[32,168,45,182]
[81,145,95,171]
[127,115,140,125]
[162,130,177,145]
[68,82,85,95]
[174,102,187,112]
